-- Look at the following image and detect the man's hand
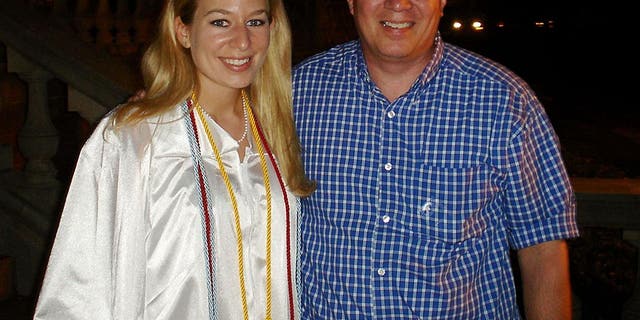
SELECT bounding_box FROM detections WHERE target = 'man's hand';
[128,89,146,103]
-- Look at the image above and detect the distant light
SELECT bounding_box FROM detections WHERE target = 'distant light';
[496,21,505,28]
[471,20,484,31]
[452,21,463,30]
[534,21,545,27]
[547,20,555,28]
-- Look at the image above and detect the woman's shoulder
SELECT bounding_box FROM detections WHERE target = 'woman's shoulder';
[87,104,186,152]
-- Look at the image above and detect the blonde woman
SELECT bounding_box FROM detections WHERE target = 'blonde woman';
[34,0,314,318]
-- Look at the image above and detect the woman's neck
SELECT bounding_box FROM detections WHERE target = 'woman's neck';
[197,88,243,118]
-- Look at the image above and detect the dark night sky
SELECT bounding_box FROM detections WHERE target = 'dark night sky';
[441,1,638,177]
[442,1,635,117]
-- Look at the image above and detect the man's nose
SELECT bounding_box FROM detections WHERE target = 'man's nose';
[384,0,413,11]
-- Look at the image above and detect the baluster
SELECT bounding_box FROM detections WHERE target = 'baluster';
[0,71,27,171]
[51,0,70,17]
[74,0,95,44]
[114,0,136,57]
[95,0,114,51]
[134,0,157,56]
[6,49,59,185]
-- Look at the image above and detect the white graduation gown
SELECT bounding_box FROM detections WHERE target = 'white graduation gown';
[33,104,300,320]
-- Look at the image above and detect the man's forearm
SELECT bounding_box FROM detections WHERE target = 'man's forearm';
[517,239,572,319]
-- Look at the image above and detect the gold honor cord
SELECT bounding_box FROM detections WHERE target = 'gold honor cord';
[192,90,273,320]
[244,90,274,319]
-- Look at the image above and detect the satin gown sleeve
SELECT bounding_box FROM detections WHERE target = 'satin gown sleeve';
[34,115,151,319]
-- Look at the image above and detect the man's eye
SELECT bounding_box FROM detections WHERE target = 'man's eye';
[211,19,229,27]
[246,19,266,27]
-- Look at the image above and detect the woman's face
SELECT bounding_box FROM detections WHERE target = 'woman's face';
[177,0,271,92]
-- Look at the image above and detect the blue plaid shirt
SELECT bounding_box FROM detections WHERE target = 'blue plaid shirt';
[293,36,579,319]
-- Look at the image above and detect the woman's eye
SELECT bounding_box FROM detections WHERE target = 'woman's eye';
[211,19,229,27]
[246,19,266,27]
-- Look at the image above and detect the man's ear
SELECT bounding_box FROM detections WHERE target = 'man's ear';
[440,0,447,16]
[174,16,191,48]
[346,0,354,15]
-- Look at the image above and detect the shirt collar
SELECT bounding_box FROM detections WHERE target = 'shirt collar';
[355,32,445,94]
[416,32,444,88]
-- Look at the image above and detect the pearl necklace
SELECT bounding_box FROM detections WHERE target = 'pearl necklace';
[237,102,249,143]
[199,97,249,144]
[192,90,275,320]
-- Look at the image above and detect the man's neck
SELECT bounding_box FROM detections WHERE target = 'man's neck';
[364,53,432,103]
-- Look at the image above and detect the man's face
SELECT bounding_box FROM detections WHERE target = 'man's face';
[346,0,446,65]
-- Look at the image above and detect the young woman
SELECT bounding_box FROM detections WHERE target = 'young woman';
[33,0,314,318]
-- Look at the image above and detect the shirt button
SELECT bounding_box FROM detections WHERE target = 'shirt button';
[387,110,396,118]
[377,268,386,276]
[384,163,392,171]
[382,215,391,223]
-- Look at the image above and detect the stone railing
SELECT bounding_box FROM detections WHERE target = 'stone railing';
[0,0,140,296]
[28,0,161,64]
[569,178,640,319]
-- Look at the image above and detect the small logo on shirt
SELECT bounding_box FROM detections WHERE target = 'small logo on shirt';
[421,200,434,213]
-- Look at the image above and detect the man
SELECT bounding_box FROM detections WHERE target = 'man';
[293,0,578,319]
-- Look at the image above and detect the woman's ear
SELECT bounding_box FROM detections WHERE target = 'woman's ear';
[174,16,191,48]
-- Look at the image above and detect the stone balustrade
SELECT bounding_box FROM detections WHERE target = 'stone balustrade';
[44,0,161,63]
[0,0,139,296]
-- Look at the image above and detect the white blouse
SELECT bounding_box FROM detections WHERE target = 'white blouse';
[33,103,299,320]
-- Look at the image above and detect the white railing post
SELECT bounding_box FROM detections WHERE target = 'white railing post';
[5,47,61,297]
[7,49,59,186]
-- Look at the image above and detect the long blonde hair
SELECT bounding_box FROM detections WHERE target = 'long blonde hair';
[113,0,314,196]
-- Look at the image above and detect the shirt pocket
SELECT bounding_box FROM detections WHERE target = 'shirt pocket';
[412,164,493,244]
